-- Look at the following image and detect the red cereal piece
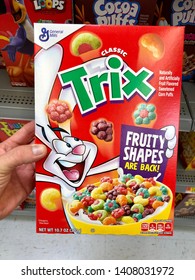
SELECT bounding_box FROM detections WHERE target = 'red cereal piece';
[114,185,128,195]
[148,197,157,206]
[88,213,99,220]
[81,196,95,207]
[100,176,113,184]
[46,99,72,123]
[145,177,156,185]
[111,207,125,219]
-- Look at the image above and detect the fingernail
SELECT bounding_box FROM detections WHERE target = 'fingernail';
[32,144,46,156]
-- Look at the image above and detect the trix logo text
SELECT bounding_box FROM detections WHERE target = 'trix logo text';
[33,0,65,11]
[59,55,155,114]
[93,0,140,25]
[172,0,195,25]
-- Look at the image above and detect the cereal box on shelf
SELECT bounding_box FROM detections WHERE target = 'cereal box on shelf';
[0,118,29,211]
[34,23,184,235]
[0,118,29,142]
[0,0,73,87]
[73,0,157,25]
[175,193,195,217]
[0,50,5,69]
[179,131,195,170]
[153,0,195,82]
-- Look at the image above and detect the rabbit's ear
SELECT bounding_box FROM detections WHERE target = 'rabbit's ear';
[35,44,63,133]
[36,123,57,148]
[35,44,64,148]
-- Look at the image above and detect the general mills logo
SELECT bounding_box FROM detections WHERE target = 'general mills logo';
[39,27,49,42]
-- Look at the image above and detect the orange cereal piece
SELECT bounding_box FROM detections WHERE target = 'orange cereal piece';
[116,194,128,206]
[112,178,120,186]
[100,181,113,192]
[141,181,153,189]
[102,216,117,225]
[139,33,164,60]
[70,200,84,214]
[152,200,164,210]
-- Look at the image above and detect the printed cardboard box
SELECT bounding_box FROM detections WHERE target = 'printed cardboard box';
[0,50,5,69]
[0,118,29,142]
[179,131,195,170]
[153,0,195,82]
[175,193,195,217]
[34,23,184,235]
[0,118,29,210]
[73,0,157,25]
[0,0,73,87]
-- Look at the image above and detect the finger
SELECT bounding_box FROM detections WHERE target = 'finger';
[0,144,47,172]
[4,121,35,150]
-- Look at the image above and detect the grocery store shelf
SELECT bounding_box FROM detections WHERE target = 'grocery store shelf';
[176,159,195,192]
[13,207,35,217]
[180,90,193,131]
[174,216,195,227]
[0,69,34,120]
[182,82,195,131]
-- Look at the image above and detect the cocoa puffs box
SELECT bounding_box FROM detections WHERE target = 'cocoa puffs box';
[34,23,184,235]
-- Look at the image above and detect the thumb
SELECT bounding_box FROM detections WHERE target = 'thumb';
[0,144,47,172]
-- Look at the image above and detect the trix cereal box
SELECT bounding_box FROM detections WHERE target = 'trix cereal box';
[73,0,157,25]
[153,0,195,81]
[0,0,72,87]
[34,23,184,235]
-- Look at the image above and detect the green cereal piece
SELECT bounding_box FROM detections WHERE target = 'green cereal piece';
[131,203,144,213]
[160,186,168,195]
[104,200,119,212]
[126,194,134,204]
[121,173,134,184]
[143,117,150,124]
[73,191,86,201]
[91,199,105,211]
[71,33,101,56]
[155,196,163,201]
[135,116,143,124]
[133,110,140,118]
[136,187,150,198]
[138,104,147,110]
[83,189,90,196]
[132,213,143,221]
[93,210,108,221]
[148,112,156,120]
[147,104,155,112]
[88,206,94,213]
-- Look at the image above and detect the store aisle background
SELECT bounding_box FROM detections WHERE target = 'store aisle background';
[0,215,194,260]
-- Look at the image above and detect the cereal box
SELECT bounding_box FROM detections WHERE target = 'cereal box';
[34,23,184,235]
[0,50,5,69]
[179,131,195,170]
[175,193,195,217]
[153,0,195,81]
[73,0,157,25]
[0,0,73,87]
[0,118,29,142]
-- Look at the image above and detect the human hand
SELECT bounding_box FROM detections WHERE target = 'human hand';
[0,121,47,219]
